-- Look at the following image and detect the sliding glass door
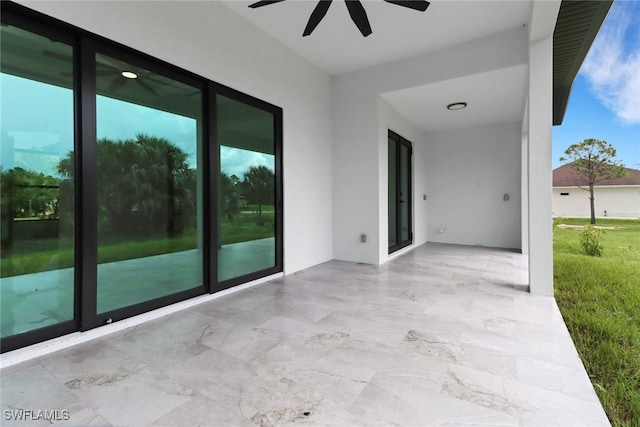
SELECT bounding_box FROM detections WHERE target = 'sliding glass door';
[0,4,283,352]
[388,131,412,253]
[93,50,205,314]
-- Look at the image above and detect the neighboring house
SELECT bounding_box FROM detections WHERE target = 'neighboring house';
[553,164,640,218]
[0,1,612,354]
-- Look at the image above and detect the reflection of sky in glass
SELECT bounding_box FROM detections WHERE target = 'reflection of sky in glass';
[2,73,274,178]
[1,74,73,176]
[221,146,274,179]
[97,95,199,166]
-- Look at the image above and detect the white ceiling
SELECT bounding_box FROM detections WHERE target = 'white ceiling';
[222,0,533,132]
[381,64,529,133]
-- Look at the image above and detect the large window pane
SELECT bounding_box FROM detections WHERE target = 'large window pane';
[217,95,276,281]
[0,25,75,337]
[95,53,202,313]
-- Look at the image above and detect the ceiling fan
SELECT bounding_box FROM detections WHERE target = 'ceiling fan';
[248,0,430,37]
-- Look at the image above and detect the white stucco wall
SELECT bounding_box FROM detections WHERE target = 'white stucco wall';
[424,123,522,249]
[332,27,529,265]
[17,0,335,275]
[331,87,380,265]
[553,186,640,218]
[521,113,529,256]
[527,23,556,296]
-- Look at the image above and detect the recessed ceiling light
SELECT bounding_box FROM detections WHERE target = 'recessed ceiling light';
[121,71,138,79]
[447,102,467,111]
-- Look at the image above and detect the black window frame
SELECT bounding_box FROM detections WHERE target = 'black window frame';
[0,2,284,352]
[212,83,284,293]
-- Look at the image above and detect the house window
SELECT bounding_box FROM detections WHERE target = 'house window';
[560,192,570,196]
[0,4,283,352]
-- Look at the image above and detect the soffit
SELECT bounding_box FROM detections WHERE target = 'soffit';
[552,0,613,125]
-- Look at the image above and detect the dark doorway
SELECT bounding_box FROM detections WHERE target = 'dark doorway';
[388,130,412,253]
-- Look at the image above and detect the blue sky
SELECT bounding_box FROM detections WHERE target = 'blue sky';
[552,0,640,170]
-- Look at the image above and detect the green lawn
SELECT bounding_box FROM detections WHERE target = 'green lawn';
[1,208,275,278]
[553,217,640,426]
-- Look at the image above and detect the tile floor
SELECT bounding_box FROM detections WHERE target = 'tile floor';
[0,243,610,426]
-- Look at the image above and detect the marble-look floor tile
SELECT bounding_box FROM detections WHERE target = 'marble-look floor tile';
[62,408,112,426]
[350,371,518,426]
[0,243,609,426]
[91,375,192,426]
[1,364,80,410]
[150,395,255,427]
[38,340,138,383]
[104,310,216,371]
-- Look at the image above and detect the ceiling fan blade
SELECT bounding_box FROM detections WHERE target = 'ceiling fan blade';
[248,0,286,8]
[108,77,126,93]
[303,0,333,37]
[383,0,430,12]
[137,78,159,97]
[345,0,372,37]
[99,55,132,72]
[43,50,72,62]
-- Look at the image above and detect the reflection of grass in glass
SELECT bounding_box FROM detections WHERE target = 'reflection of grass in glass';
[97,235,198,264]
[0,249,75,278]
[1,205,277,277]
[221,207,275,244]
[1,234,198,278]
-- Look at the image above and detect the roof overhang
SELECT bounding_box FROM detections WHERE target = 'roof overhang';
[552,0,613,125]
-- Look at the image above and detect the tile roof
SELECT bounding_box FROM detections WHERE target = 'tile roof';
[553,163,640,187]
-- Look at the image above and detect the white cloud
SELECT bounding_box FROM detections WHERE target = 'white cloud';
[220,146,274,179]
[580,1,640,125]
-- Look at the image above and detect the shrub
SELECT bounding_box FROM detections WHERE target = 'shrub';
[580,225,604,257]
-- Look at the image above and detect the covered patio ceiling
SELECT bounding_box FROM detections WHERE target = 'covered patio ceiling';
[224,0,532,133]
[223,0,611,132]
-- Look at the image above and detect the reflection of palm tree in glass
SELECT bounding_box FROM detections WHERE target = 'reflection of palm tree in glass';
[242,165,274,224]
[220,172,241,221]
[59,133,196,240]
